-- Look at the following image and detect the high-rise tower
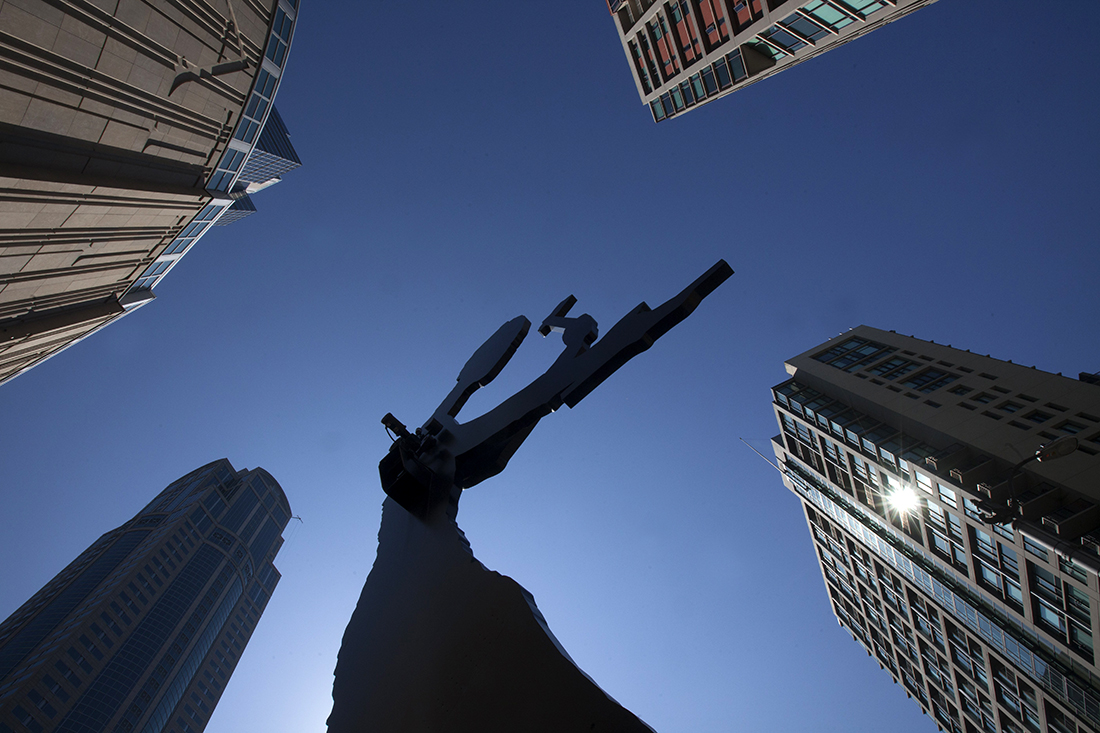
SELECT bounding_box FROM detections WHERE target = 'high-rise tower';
[771,326,1100,733]
[0,459,291,733]
[0,0,301,386]
[606,0,938,122]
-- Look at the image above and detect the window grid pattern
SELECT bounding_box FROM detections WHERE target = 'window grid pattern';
[646,0,902,122]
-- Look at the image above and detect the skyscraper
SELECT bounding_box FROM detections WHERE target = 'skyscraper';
[770,326,1100,733]
[0,0,302,386]
[606,0,939,122]
[0,459,291,733]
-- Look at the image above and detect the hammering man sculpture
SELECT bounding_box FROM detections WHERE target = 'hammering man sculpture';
[329,261,732,733]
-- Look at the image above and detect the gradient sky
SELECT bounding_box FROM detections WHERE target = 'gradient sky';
[2,1,1100,731]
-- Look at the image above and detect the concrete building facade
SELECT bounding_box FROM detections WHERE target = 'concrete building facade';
[0,458,290,733]
[771,326,1100,733]
[0,0,300,385]
[606,0,938,122]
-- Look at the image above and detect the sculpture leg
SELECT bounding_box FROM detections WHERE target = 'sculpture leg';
[328,497,656,733]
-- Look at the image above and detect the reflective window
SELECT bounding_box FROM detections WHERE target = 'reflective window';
[800,0,854,30]
[759,25,805,53]
[779,13,830,42]
[836,0,888,18]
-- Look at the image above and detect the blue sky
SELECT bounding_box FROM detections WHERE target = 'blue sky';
[2,1,1099,731]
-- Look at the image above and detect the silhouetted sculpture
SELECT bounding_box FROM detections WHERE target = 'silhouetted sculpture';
[328,261,732,733]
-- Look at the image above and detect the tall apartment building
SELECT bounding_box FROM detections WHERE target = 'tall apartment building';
[0,0,302,386]
[770,326,1100,733]
[606,0,938,122]
[0,459,291,733]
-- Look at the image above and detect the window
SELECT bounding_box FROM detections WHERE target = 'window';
[1024,410,1053,424]
[800,0,854,30]
[54,660,79,685]
[1037,600,1066,632]
[759,25,806,54]
[1060,557,1088,584]
[971,393,996,404]
[700,66,717,94]
[713,58,732,88]
[12,706,44,733]
[938,484,958,508]
[690,73,704,100]
[1023,536,1048,561]
[979,561,1002,590]
[778,13,830,43]
[1055,420,1086,435]
[725,50,747,83]
[949,385,973,396]
[997,401,1023,414]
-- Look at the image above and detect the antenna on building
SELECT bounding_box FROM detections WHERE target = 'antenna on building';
[739,437,783,474]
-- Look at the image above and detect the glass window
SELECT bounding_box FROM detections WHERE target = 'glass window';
[680,81,695,105]
[1060,557,1088,584]
[1070,623,1093,654]
[973,528,996,560]
[1066,584,1090,623]
[713,59,732,88]
[901,369,955,392]
[801,0,854,30]
[1023,536,1048,561]
[726,50,747,82]
[979,562,1001,590]
[701,67,717,94]
[837,0,887,17]
[1024,410,1053,424]
[779,14,830,42]
[690,73,705,99]
[1037,601,1066,632]
[670,86,685,110]
[938,484,957,508]
[760,25,806,53]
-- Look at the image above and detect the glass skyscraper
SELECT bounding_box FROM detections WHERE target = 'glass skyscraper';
[0,459,291,733]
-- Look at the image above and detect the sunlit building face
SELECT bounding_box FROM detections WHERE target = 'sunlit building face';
[771,325,1100,733]
[605,0,942,123]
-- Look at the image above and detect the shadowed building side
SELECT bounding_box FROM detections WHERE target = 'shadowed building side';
[0,459,291,733]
